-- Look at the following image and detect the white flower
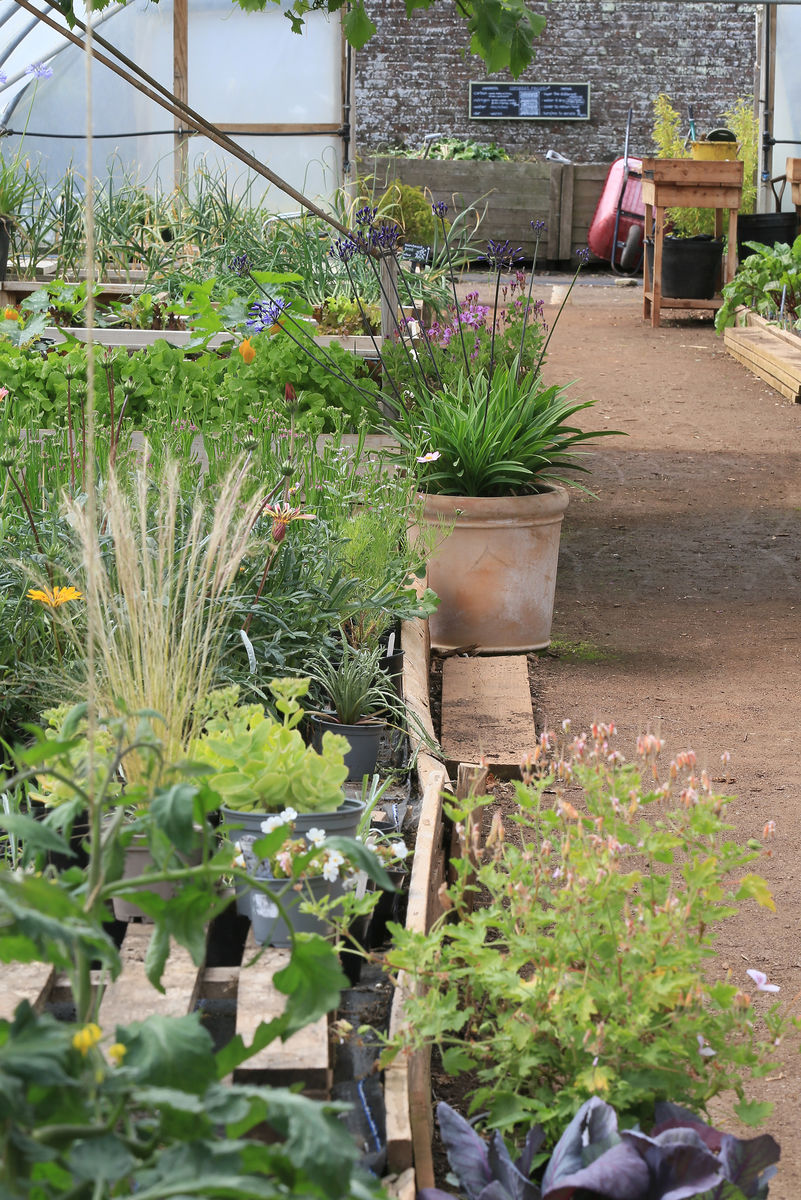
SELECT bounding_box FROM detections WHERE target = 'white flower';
[697,1034,716,1058]
[260,815,287,834]
[391,842,410,860]
[322,850,345,882]
[416,450,441,464]
[279,807,298,822]
[746,969,780,993]
[306,827,326,847]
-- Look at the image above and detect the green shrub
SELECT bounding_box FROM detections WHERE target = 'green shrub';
[384,724,783,1148]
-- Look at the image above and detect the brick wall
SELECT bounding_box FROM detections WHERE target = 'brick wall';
[353,0,757,165]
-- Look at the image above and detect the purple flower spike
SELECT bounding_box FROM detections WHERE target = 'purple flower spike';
[230,252,251,277]
[331,236,359,264]
[487,239,523,270]
[247,297,290,332]
[432,201,449,217]
[26,62,53,79]
[371,221,401,251]
[576,246,591,265]
[355,204,377,227]
[531,218,547,234]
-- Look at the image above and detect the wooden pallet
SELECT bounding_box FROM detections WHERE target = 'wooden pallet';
[724,324,801,402]
[0,922,331,1097]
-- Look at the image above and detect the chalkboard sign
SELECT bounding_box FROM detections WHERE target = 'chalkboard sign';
[401,242,432,265]
[469,82,590,121]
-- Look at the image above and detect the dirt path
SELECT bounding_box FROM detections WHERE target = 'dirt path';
[525,281,801,1193]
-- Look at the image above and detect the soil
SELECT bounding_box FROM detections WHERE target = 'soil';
[434,276,801,1195]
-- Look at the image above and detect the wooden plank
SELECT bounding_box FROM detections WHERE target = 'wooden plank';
[724,327,801,393]
[97,925,203,1032]
[724,336,801,401]
[642,183,742,209]
[441,655,535,775]
[558,165,575,260]
[641,157,743,186]
[0,962,55,1020]
[233,935,330,1094]
[725,345,798,401]
[548,164,563,259]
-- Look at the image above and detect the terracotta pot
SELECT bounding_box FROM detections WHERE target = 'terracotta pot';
[414,486,569,653]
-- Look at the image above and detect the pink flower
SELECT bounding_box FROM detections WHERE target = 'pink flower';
[746,969,779,993]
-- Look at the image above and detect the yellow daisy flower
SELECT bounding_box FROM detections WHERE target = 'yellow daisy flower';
[27,585,83,608]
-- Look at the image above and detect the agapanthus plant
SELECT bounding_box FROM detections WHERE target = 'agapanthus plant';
[232,206,616,497]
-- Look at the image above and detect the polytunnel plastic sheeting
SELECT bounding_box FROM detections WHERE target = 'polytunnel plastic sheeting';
[0,0,345,209]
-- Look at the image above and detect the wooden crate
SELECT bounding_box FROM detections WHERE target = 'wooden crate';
[786,157,801,184]
[641,157,744,211]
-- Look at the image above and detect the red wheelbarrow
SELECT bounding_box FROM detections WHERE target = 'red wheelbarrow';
[588,108,645,274]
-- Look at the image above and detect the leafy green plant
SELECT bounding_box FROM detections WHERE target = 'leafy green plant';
[395,356,608,497]
[189,678,350,813]
[425,1098,780,1200]
[715,235,801,332]
[383,724,784,1147]
[651,94,758,236]
[426,137,511,162]
[306,639,398,726]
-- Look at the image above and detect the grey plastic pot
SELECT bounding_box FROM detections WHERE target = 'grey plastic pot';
[309,716,384,781]
[249,874,345,946]
[221,797,365,916]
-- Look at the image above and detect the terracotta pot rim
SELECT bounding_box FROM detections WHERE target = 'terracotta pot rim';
[419,484,569,522]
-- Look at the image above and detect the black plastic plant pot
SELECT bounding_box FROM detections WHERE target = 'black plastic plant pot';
[378,648,404,701]
[646,235,724,300]
[737,211,799,262]
[309,715,384,781]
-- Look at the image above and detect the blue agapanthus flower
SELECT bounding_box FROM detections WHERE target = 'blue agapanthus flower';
[230,252,251,277]
[26,63,53,79]
[486,239,522,270]
[331,236,360,264]
[432,201,449,218]
[247,297,290,331]
[355,204,378,227]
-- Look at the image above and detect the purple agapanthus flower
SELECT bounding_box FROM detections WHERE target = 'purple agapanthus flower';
[576,246,591,264]
[26,63,53,79]
[331,236,359,264]
[371,221,401,251]
[0,72,7,85]
[230,252,251,277]
[432,201,448,217]
[247,297,290,331]
[530,218,547,234]
[355,204,377,227]
[486,239,522,270]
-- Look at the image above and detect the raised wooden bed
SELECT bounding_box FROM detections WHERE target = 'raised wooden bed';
[364,156,607,262]
[723,307,801,402]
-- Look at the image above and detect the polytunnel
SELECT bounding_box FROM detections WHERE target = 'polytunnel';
[0,0,351,211]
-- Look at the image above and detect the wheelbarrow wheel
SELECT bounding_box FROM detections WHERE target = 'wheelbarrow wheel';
[620,223,644,272]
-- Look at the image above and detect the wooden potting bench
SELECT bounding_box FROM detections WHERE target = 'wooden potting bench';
[641,157,744,328]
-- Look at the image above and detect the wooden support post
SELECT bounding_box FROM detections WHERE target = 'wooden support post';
[449,762,489,911]
[380,253,398,338]
[173,0,188,190]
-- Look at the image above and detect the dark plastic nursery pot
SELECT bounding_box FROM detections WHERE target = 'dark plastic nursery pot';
[309,714,384,781]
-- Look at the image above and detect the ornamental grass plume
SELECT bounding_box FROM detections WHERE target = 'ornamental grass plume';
[65,451,265,779]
